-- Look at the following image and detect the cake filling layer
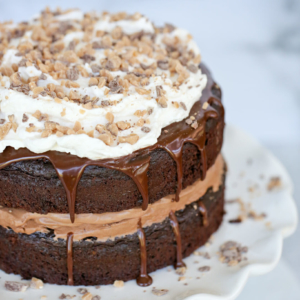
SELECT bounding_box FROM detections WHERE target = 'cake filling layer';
[0,154,224,241]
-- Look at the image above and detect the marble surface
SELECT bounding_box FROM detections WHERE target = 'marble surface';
[0,0,299,299]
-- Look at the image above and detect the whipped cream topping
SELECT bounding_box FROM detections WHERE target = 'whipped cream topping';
[0,8,207,159]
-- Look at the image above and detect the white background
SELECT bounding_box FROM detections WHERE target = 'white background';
[0,0,299,298]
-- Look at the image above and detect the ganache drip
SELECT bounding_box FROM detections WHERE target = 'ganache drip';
[67,232,74,286]
[169,210,186,269]
[136,219,153,287]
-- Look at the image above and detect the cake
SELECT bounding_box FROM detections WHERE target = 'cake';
[0,8,225,286]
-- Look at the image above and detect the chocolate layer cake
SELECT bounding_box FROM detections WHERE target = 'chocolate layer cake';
[0,8,225,286]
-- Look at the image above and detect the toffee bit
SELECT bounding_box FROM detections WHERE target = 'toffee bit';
[151,287,169,296]
[66,67,79,81]
[101,100,110,106]
[229,218,243,224]
[118,133,139,145]
[77,288,88,294]
[39,73,47,80]
[198,266,211,272]
[141,126,151,133]
[91,64,102,73]
[267,177,281,190]
[147,107,153,115]
[165,23,176,32]
[202,102,209,110]
[140,63,150,70]
[180,102,187,111]
[187,64,198,73]
[185,118,193,125]
[109,77,123,94]
[80,54,96,63]
[30,277,44,289]
[157,96,167,108]
[113,280,124,288]
[175,267,186,275]
[82,292,93,300]
[156,85,163,97]
[18,58,27,67]
[157,59,169,70]
[5,281,28,292]
[191,121,198,129]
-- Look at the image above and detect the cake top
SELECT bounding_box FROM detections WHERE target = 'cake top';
[0,8,207,160]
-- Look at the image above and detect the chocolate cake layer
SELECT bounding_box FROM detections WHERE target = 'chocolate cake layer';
[0,66,224,215]
[0,173,225,286]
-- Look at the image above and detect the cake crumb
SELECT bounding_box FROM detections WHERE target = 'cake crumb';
[30,277,44,289]
[4,281,28,292]
[91,296,101,300]
[151,287,169,296]
[178,276,186,281]
[40,296,47,300]
[113,280,124,288]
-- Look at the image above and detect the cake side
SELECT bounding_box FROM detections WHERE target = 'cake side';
[0,171,225,285]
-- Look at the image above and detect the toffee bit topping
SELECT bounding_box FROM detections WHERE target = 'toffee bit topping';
[0,8,207,155]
